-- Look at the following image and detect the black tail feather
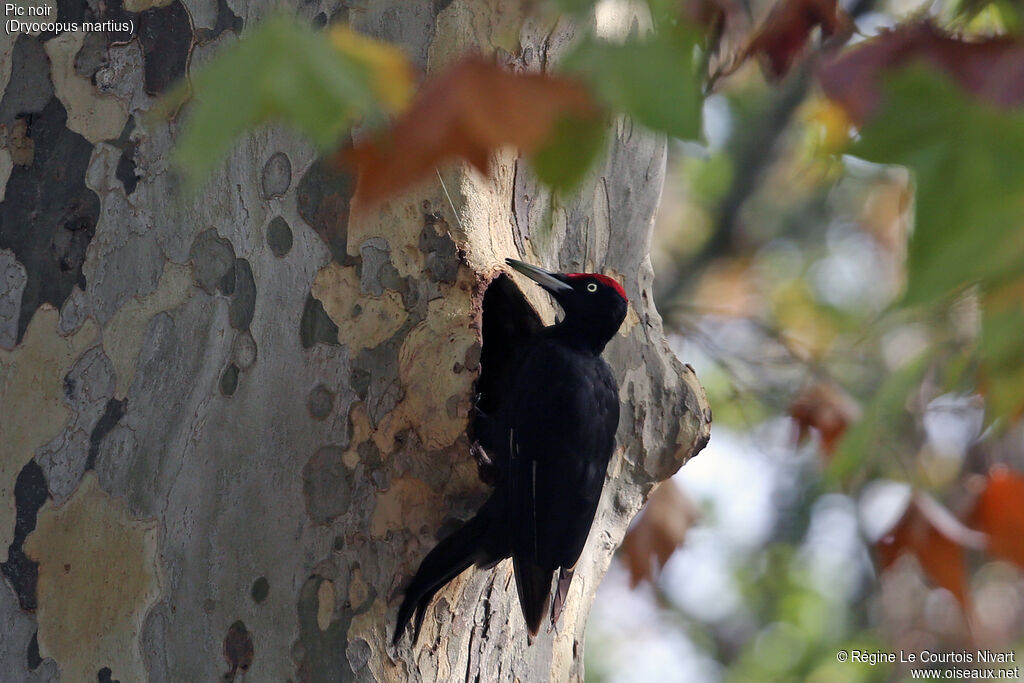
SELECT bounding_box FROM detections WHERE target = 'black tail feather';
[394,513,490,646]
[512,556,552,638]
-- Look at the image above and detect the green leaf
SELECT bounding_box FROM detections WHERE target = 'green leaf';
[826,351,931,486]
[532,114,607,192]
[852,66,1024,306]
[980,292,1024,419]
[561,26,703,140]
[162,16,383,187]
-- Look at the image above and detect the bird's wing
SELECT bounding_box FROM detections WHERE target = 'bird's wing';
[508,341,619,634]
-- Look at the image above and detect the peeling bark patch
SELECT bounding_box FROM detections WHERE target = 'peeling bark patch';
[380,286,478,450]
[300,294,339,348]
[103,262,192,398]
[220,363,239,396]
[250,577,269,604]
[195,0,243,43]
[317,579,335,630]
[227,258,255,330]
[296,575,349,679]
[296,158,355,263]
[55,0,87,23]
[137,1,193,95]
[356,440,381,469]
[345,637,371,673]
[223,620,254,680]
[0,36,54,124]
[7,118,34,166]
[116,148,138,195]
[0,98,100,344]
[124,0,174,13]
[307,384,334,420]
[24,473,162,683]
[359,237,406,297]
[97,666,122,683]
[189,229,235,295]
[85,398,127,471]
[46,31,129,143]
[108,119,139,195]
[352,335,404,426]
[1,307,98,559]
[261,152,291,198]
[231,330,257,369]
[266,217,292,257]
[0,459,48,612]
[370,478,437,537]
[420,212,460,283]
[350,366,369,401]
[74,31,109,78]
[0,250,27,350]
[312,263,408,355]
[302,446,352,525]
[27,631,41,670]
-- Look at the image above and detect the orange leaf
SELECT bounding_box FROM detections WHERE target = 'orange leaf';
[738,0,853,79]
[876,495,981,607]
[819,22,1024,123]
[789,380,861,456]
[969,466,1024,568]
[346,58,599,207]
[620,481,698,587]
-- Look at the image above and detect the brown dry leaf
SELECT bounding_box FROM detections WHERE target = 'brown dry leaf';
[877,495,983,607]
[789,380,861,456]
[345,58,599,206]
[621,480,699,587]
[968,466,1024,568]
[736,0,853,79]
[819,22,1024,123]
[682,0,749,69]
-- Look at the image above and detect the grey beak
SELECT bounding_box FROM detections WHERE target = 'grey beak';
[506,259,573,294]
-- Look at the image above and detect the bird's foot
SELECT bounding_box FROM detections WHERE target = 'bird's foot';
[470,440,498,486]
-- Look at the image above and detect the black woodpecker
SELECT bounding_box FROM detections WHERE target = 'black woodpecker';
[393,258,628,644]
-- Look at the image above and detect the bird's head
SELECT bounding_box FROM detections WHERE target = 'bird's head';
[506,258,628,353]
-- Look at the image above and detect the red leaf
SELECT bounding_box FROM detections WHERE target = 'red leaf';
[789,380,861,456]
[876,495,981,607]
[969,466,1024,568]
[346,58,599,206]
[819,22,1024,123]
[620,481,698,587]
[739,0,853,79]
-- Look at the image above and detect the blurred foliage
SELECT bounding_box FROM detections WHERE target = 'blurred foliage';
[158,18,412,186]
[621,0,1024,670]
[562,27,704,140]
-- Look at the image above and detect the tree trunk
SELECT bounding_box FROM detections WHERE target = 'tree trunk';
[0,1,710,681]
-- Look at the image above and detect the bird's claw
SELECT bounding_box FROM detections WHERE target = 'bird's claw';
[470,440,498,486]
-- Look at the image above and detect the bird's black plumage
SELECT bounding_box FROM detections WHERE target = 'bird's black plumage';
[393,259,628,644]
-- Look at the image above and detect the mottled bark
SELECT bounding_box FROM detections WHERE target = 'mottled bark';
[0,1,709,681]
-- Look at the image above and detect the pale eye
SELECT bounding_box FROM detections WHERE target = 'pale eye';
[586,283,598,293]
